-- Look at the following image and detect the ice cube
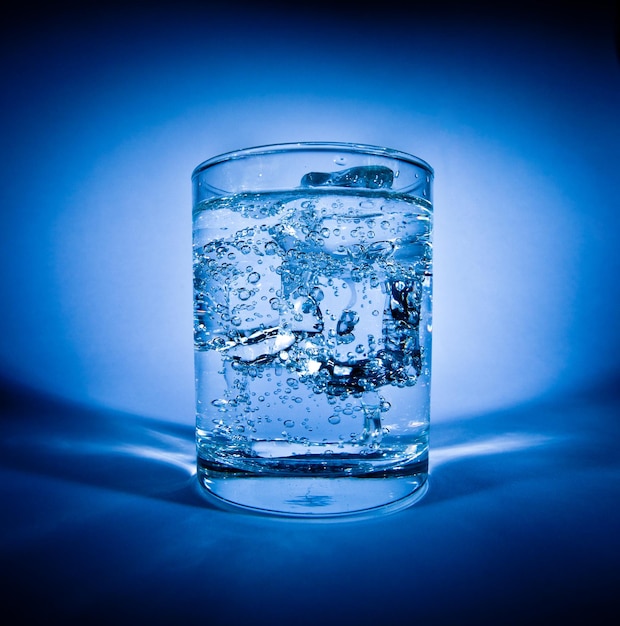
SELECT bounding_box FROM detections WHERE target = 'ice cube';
[225,327,295,363]
[301,165,394,190]
[318,273,386,364]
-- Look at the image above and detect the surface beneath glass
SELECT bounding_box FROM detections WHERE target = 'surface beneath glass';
[1,378,618,624]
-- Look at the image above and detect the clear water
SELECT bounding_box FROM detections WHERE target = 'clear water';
[193,188,432,479]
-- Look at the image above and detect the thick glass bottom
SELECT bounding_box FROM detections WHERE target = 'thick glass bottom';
[196,456,429,519]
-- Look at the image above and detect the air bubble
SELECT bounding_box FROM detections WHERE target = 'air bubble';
[301,298,315,314]
[311,287,324,301]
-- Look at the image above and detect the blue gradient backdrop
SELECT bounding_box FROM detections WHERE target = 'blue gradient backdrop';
[1,2,619,421]
[1,1,619,624]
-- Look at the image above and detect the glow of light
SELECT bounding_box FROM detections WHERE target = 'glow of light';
[430,433,554,469]
[0,6,618,424]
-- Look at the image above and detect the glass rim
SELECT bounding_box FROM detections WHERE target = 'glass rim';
[191,141,434,180]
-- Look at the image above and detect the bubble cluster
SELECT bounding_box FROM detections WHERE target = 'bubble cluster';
[193,189,432,451]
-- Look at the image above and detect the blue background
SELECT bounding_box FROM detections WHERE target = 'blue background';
[1,1,619,623]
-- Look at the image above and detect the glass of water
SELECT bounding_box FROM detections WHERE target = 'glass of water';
[192,142,433,517]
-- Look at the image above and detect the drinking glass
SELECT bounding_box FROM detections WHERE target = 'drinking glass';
[192,142,433,517]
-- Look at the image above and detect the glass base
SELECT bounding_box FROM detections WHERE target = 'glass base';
[196,458,429,519]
